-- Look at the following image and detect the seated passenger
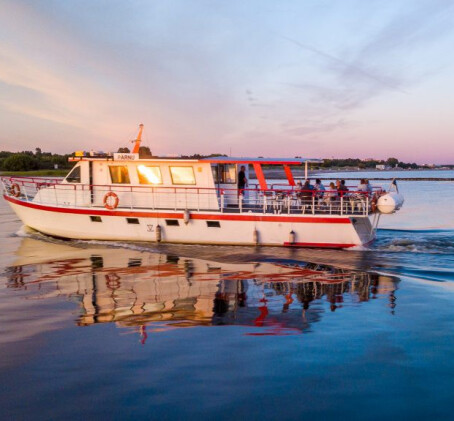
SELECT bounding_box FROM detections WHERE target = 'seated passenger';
[351,179,367,212]
[323,182,337,205]
[302,179,314,199]
[337,179,349,197]
[314,178,325,198]
[357,179,367,192]
[295,180,303,192]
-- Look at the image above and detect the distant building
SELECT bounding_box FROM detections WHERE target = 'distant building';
[376,164,386,170]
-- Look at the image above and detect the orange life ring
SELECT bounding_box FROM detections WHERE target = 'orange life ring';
[10,183,21,198]
[103,192,119,210]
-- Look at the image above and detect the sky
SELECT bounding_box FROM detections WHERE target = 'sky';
[0,0,454,164]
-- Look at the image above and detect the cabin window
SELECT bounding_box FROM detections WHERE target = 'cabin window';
[212,164,236,184]
[207,221,221,228]
[126,218,140,224]
[90,216,102,222]
[165,219,180,226]
[90,255,104,268]
[128,258,142,267]
[109,166,130,184]
[65,165,81,183]
[170,166,196,185]
[137,165,162,184]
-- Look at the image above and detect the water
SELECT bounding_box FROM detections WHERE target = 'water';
[1,172,454,420]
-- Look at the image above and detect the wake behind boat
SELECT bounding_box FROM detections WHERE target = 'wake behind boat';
[1,125,404,248]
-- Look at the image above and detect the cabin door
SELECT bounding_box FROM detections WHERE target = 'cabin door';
[211,163,241,207]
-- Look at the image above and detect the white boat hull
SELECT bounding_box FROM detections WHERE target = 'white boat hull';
[5,195,375,248]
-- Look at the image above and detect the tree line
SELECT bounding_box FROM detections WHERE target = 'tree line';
[0,148,73,172]
[320,157,419,169]
[0,149,445,172]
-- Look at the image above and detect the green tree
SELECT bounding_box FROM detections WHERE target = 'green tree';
[2,154,39,171]
[386,157,399,167]
[139,146,152,158]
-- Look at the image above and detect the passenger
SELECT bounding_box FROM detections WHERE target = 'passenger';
[301,179,314,210]
[352,178,367,212]
[238,165,247,195]
[302,179,314,198]
[323,182,337,206]
[304,179,314,190]
[357,179,367,192]
[337,179,349,196]
[364,179,373,194]
[314,178,325,199]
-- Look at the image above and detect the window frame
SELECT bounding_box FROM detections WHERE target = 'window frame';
[136,165,163,185]
[108,165,131,184]
[211,164,237,184]
[169,166,196,185]
[65,165,81,183]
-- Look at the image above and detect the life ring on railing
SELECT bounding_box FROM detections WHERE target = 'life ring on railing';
[103,192,119,210]
[10,183,21,198]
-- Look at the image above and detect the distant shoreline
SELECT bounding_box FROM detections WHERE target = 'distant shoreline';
[0,168,452,182]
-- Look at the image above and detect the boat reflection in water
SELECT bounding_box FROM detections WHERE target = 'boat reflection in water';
[6,238,399,341]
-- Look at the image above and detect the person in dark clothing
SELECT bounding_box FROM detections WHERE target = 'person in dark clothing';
[238,165,247,195]
[336,179,349,197]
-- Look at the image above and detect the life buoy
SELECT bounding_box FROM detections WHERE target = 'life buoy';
[103,192,119,210]
[10,183,21,198]
[105,273,121,289]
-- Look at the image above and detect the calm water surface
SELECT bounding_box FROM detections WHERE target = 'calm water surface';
[1,173,454,420]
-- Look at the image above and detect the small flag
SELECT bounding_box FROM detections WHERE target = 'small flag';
[390,178,398,192]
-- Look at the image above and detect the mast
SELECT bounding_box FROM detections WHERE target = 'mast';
[132,124,144,153]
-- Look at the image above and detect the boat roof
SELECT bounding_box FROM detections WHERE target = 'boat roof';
[69,155,323,165]
[201,156,323,165]
[69,153,323,165]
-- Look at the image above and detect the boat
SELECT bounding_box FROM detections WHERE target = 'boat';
[1,125,404,248]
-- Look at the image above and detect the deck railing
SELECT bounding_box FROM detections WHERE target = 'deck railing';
[1,176,380,216]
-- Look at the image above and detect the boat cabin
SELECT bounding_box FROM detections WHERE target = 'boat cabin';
[57,153,322,211]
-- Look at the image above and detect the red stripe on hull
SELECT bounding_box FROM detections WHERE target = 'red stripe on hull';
[3,195,352,224]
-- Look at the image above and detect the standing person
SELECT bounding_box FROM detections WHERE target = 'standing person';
[238,165,247,195]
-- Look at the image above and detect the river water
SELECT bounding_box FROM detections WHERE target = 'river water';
[1,171,454,420]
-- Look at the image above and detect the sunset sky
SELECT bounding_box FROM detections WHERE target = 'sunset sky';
[1,0,453,164]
